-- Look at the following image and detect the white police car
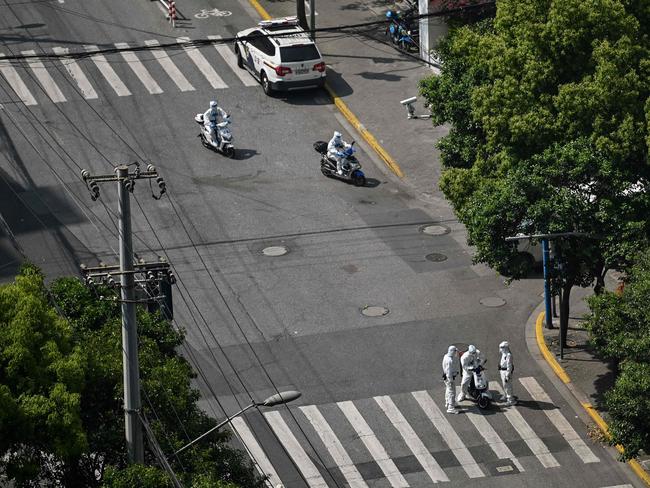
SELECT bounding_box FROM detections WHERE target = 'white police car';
[235,17,326,95]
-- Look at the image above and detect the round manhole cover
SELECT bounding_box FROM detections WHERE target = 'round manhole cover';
[262,246,288,257]
[420,224,450,236]
[425,253,448,262]
[361,306,389,317]
[479,296,506,307]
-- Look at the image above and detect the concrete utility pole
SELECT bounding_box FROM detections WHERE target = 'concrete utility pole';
[309,0,316,40]
[81,163,167,464]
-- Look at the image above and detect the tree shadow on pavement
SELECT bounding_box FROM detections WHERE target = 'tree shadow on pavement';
[358,71,404,81]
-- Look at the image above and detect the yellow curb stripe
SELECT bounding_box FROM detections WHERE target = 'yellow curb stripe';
[537,312,650,486]
[535,312,570,383]
[245,0,405,179]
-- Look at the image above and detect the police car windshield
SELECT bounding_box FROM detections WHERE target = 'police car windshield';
[280,45,320,62]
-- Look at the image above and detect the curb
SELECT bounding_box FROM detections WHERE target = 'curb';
[535,311,650,487]
[245,0,405,179]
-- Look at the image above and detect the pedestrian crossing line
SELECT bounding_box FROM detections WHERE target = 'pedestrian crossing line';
[300,405,369,488]
[207,35,257,87]
[0,54,37,105]
[84,45,132,97]
[176,37,228,89]
[143,40,195,92]
[374,395,450,484]
[519,377,599,464]
[337,400,410,488]
[52,47,98,100]
[114,43,163,95]
[264,411,329,488]
[230,417,282,487]
[464,408,525,473]
[490,381,560,468]
[20,50,66,103]
[412,391,485,479]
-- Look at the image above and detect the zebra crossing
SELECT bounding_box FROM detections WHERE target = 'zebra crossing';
[0,38,256,106]
[234,377,600,487]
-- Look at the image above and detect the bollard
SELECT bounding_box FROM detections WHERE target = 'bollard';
[168,1,176,28]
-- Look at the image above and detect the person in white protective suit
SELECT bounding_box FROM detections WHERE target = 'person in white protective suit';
[456,345,485,402]
[498,341,517,406]
[203,100,228,148]
[327,131,351,175]
[442,345,460,414]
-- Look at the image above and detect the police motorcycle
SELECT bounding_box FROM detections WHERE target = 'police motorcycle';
[313,140,366,187]
[194,112,235,158]
[467,363,493,409]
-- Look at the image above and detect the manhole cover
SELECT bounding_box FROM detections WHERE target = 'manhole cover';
[479,297,506,307]
[425,253,448,262]
[262,246,288,257]
[420,224,450,236]
[361,306,389,317]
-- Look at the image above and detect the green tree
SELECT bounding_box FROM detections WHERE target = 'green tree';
[420,0,650,341]
[586,249,650,458]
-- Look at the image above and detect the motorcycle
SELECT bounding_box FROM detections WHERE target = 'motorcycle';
[194,113,235,158]
[385,1,419,52]
[314,140,366,187]
[467,364,493,409]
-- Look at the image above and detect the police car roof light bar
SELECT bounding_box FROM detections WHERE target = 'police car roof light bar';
[259,16,299,28]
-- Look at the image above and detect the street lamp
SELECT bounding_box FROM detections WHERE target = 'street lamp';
[172,390,301,457]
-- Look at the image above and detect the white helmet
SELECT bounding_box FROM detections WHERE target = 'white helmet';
[210,100,218,108]
[333,131,342,139]
[468,345,477,354]
[499,341,509,350]
[447,345,457,356]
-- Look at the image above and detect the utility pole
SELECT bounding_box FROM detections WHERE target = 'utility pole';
[80,163,167,464]
[309,0,316,40]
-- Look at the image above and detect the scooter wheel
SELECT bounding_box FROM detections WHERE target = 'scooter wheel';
[478,396,490,409]
[321,166,330,176]
[352,175,366,187]
[224,146,236,158]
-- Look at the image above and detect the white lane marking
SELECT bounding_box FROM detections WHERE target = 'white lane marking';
[465,408,525,472]
[84,45,131,97]
[300,405,368,488]
[114,43,163,95]
[520,377,599,464]
[177,37,227,89]
[599,485,634,488]
[143,40,194,92]
[412,391,485,478]
[21,50,66,103]
[52,47,98,99]
[490,381,560,468]
[337,400,409,488]
[207,35,256,87]
[264,411,329,488]
[0,54,37,105]
[230,417,281,487]
[374,395,449,483]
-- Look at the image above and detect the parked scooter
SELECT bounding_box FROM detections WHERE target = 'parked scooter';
[194,113,235,158]
[385,1,419,52]
[314,140,366,187]
[467,364,493,409]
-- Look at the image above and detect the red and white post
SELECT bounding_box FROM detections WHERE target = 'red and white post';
[168,1,176,27]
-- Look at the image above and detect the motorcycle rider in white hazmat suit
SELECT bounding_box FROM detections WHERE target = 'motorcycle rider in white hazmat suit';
[203,100,228,148]
[327,131,351,176]
[457,345,485,402]
[442,345,460,414]
[499,341,517,406]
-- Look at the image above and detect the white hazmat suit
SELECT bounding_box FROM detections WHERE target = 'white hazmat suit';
[499,341,516,406]
[457,345,484,402]
[327,131,350,175]
[203,100,228,147]
[442,345,460,413]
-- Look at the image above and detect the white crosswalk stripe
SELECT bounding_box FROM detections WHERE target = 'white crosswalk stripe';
[300,405,368,488]
[465,408,525,472]
[412,390,485,479]
[52,47,98,99]
[519,377,599,464]
[230,417,281,487]
[84,45,132,97]
[21,50,66,103]
[337,400,410,487]
[177,37,227,89]
[374,395,449,483]
[599,485,634,488]
[208,35,257,87]
[114,43,163,94]
[143,40,195,92]
[265,410,329,488]
[490,381,560,468]
[0,54,37,105]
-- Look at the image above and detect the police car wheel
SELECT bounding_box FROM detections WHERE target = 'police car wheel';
[236,47,244,68]
[261,72,273,95]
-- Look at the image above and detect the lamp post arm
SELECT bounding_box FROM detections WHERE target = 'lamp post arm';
[172,402,257,457]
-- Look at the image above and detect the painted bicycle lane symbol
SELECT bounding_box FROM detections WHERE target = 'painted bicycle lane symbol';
[194,8,232,18]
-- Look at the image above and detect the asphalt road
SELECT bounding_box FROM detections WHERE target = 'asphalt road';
[0,0,642,486]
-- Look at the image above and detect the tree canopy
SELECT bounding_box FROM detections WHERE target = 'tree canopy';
[0,264,266,487]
